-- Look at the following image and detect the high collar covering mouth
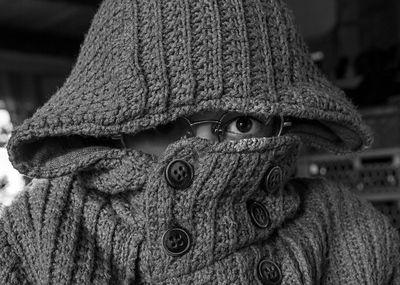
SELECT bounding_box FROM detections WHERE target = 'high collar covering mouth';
[79,135,301,195]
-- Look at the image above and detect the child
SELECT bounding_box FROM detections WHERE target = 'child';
[1,0,399,284]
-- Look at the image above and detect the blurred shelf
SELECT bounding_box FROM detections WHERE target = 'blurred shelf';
[298,147,400,229]
[358,191,400,202]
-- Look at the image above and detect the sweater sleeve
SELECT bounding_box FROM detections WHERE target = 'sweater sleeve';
[387,225,400,284]
[0,219,29,285]
[320,180,400,285]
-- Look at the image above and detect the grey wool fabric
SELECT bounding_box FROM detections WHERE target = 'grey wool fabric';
[1,0,399,284]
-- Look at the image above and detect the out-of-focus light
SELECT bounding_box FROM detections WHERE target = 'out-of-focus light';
[0,108,13,145]
[0,109,11,126]
[0,105,24,207]
[311,51,325,62]
[0,147,25,206]
[309,163,319,175]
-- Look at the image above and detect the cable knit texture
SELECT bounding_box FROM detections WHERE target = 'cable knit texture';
[2,0,398,284]
[7,0,372,178]
[0,142,399,284]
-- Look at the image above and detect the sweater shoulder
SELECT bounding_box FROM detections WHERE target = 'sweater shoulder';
[294,177,390,224]
[293,177,400,283]
[296,177,397,237]
[2,176,75,251]
[0,178,54,284]
[0,175,78,284]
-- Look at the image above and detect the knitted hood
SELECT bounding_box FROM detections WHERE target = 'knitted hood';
[8,0,371,178]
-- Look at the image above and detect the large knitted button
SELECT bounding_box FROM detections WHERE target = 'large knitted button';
[162,227,191,257]
[164,159,194,189]
[257,259,282,285]
[264,165,283,193]
[247,200,270,229]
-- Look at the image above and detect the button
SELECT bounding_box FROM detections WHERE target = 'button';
[165,159,194,189]
[264,166,283,193]
[162,227,191,257]
[257,259,282,285]
[247,200,270,228]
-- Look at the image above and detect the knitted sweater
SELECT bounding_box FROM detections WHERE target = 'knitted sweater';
[2,0,399,284]
[1,136,399,284]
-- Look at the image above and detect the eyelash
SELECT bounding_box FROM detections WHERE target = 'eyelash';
[222,117,261,133]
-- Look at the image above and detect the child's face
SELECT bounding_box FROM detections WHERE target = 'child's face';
[124,110,282,156]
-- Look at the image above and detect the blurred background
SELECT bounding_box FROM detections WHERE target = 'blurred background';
[0,0,400,228]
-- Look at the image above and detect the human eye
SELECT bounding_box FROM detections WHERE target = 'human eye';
[223,116,267,139]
